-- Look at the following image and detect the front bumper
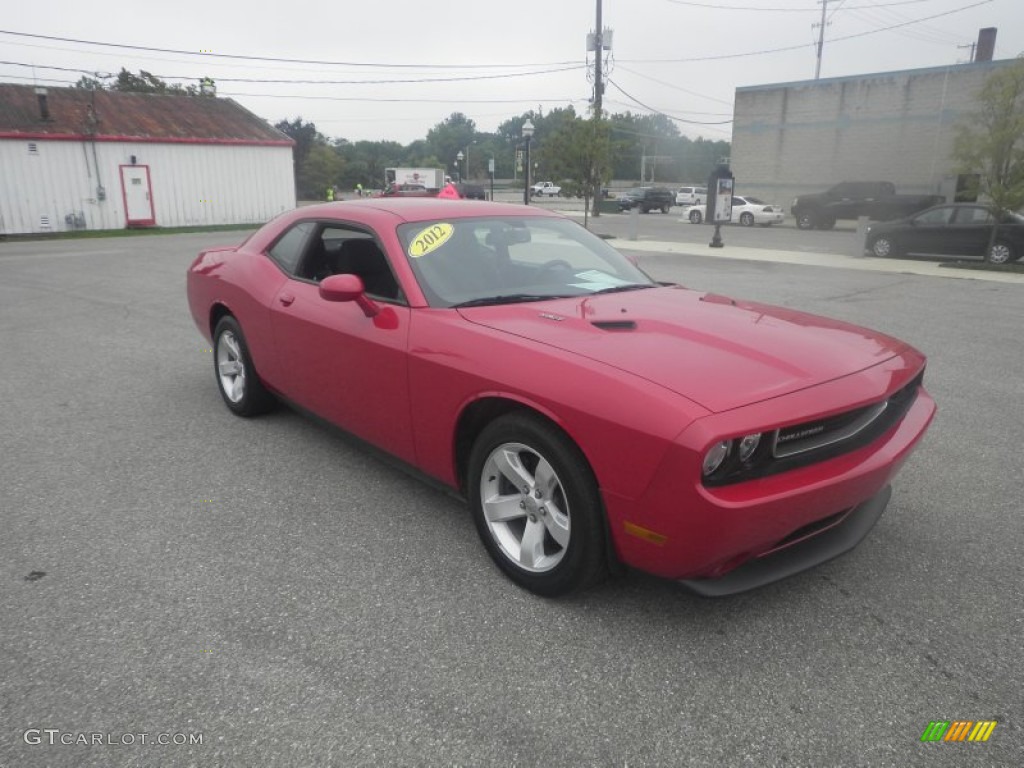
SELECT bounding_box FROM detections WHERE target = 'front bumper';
[680,485,890,596]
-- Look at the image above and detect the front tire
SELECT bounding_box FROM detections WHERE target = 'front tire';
[661,204,670,214]
[213,316,276,417]
[689,209,703,224]
[796,212,815,230]
[739,212,755,227]
[467,413,607,597]
[869,236,899,258]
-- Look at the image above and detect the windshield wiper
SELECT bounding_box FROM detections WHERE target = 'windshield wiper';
[588,283,656,296]
[452,294,569,308]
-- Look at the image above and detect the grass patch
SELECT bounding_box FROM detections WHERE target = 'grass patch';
[1,223,258,242]
[938,259,1024,274]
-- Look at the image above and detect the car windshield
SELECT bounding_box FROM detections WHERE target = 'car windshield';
[397,216,656,308]
[744,196,766,204]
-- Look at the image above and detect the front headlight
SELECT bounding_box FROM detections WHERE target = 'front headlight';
[737,433,761,461]
[702,432,766,483]
[702,440,731,476]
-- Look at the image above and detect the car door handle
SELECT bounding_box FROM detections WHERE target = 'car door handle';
[278,293,295,306]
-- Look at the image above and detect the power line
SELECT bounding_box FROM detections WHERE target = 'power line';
[0,59,585,87]
[621,0,992,63]
[662,0,946,11]
[606,79,734,125]
[0,29,579,70]
[614,64,734,106]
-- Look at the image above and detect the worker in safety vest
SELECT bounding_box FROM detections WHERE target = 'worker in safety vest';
[326,186,334,202]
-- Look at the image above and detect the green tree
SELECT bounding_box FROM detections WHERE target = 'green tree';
[538,115,612,226]
[275,118,327,199]
[114,68,197,95]
[954,58,1024,215]
[426,113,477,180]
[72,75,104,90]
[73,68,198,95]
[300,144,345,201]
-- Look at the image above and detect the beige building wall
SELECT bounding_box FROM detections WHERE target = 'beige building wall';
[730,60,1017,207]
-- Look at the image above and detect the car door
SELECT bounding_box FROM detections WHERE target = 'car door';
[268,222,416,464]
[947,205,995,256]
[902,206,956,255]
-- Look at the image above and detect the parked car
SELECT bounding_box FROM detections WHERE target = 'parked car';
[456,182,486,200]
[617,186,675,213]
[686,196,785,226]
[530,181,561,197]
[791,181,945,230]
[675,186,707,206]
[865,203,1024,263]
[187,199,934,597]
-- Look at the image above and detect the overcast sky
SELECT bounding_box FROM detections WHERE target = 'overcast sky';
[2,0,1022,145]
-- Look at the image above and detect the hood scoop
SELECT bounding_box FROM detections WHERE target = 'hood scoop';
[592,320,637,331]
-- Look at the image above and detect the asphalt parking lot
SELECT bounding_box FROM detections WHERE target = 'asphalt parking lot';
[1,228,1021,767]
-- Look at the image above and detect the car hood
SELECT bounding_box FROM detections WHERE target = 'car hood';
[457,286,909,413]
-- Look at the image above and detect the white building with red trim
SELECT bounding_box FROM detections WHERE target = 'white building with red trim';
[0,84,295,235]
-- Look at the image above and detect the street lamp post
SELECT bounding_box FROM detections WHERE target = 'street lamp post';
[455,150,463,183]
[522,119,534,205]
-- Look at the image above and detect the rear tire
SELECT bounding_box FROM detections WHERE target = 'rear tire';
[796,213,815,230]
[212,316,276,417]
[467,413,608,597]
[739,212,755,227]
[661,204,670,214]
[689,209,703,224]
[987,241,1015,264]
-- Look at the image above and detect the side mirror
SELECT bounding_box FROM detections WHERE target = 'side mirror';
[319,273,379,317]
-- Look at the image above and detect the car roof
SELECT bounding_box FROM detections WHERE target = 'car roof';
[294,198,562,224]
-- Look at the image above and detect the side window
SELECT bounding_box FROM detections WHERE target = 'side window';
[300,225,402,301]
[267,221,315,274]
[951,207,993,226]
[914,207,954,226]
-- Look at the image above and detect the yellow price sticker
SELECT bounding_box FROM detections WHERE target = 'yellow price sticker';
[409,222,454,258]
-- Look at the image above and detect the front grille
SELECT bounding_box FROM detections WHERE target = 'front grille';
[768,371,922,473]
[774,401,888,458]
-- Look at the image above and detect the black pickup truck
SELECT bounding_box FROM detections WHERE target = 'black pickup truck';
[791,181,945,230]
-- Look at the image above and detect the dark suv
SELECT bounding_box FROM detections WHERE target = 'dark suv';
[617,186,675,214]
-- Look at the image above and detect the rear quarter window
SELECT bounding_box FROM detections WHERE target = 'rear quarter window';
[267,221,315,274]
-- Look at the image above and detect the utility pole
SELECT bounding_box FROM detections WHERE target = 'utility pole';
[957,41,977,63]
[589,0,602,222]
[814,0,828,80]
[594,0,603,118]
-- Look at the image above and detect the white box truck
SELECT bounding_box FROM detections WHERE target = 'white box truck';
[385,168,446,191]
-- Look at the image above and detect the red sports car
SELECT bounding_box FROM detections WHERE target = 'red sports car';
[187,199,935,597]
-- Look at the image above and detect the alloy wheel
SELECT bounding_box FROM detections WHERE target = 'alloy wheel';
[479,442,571,573]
